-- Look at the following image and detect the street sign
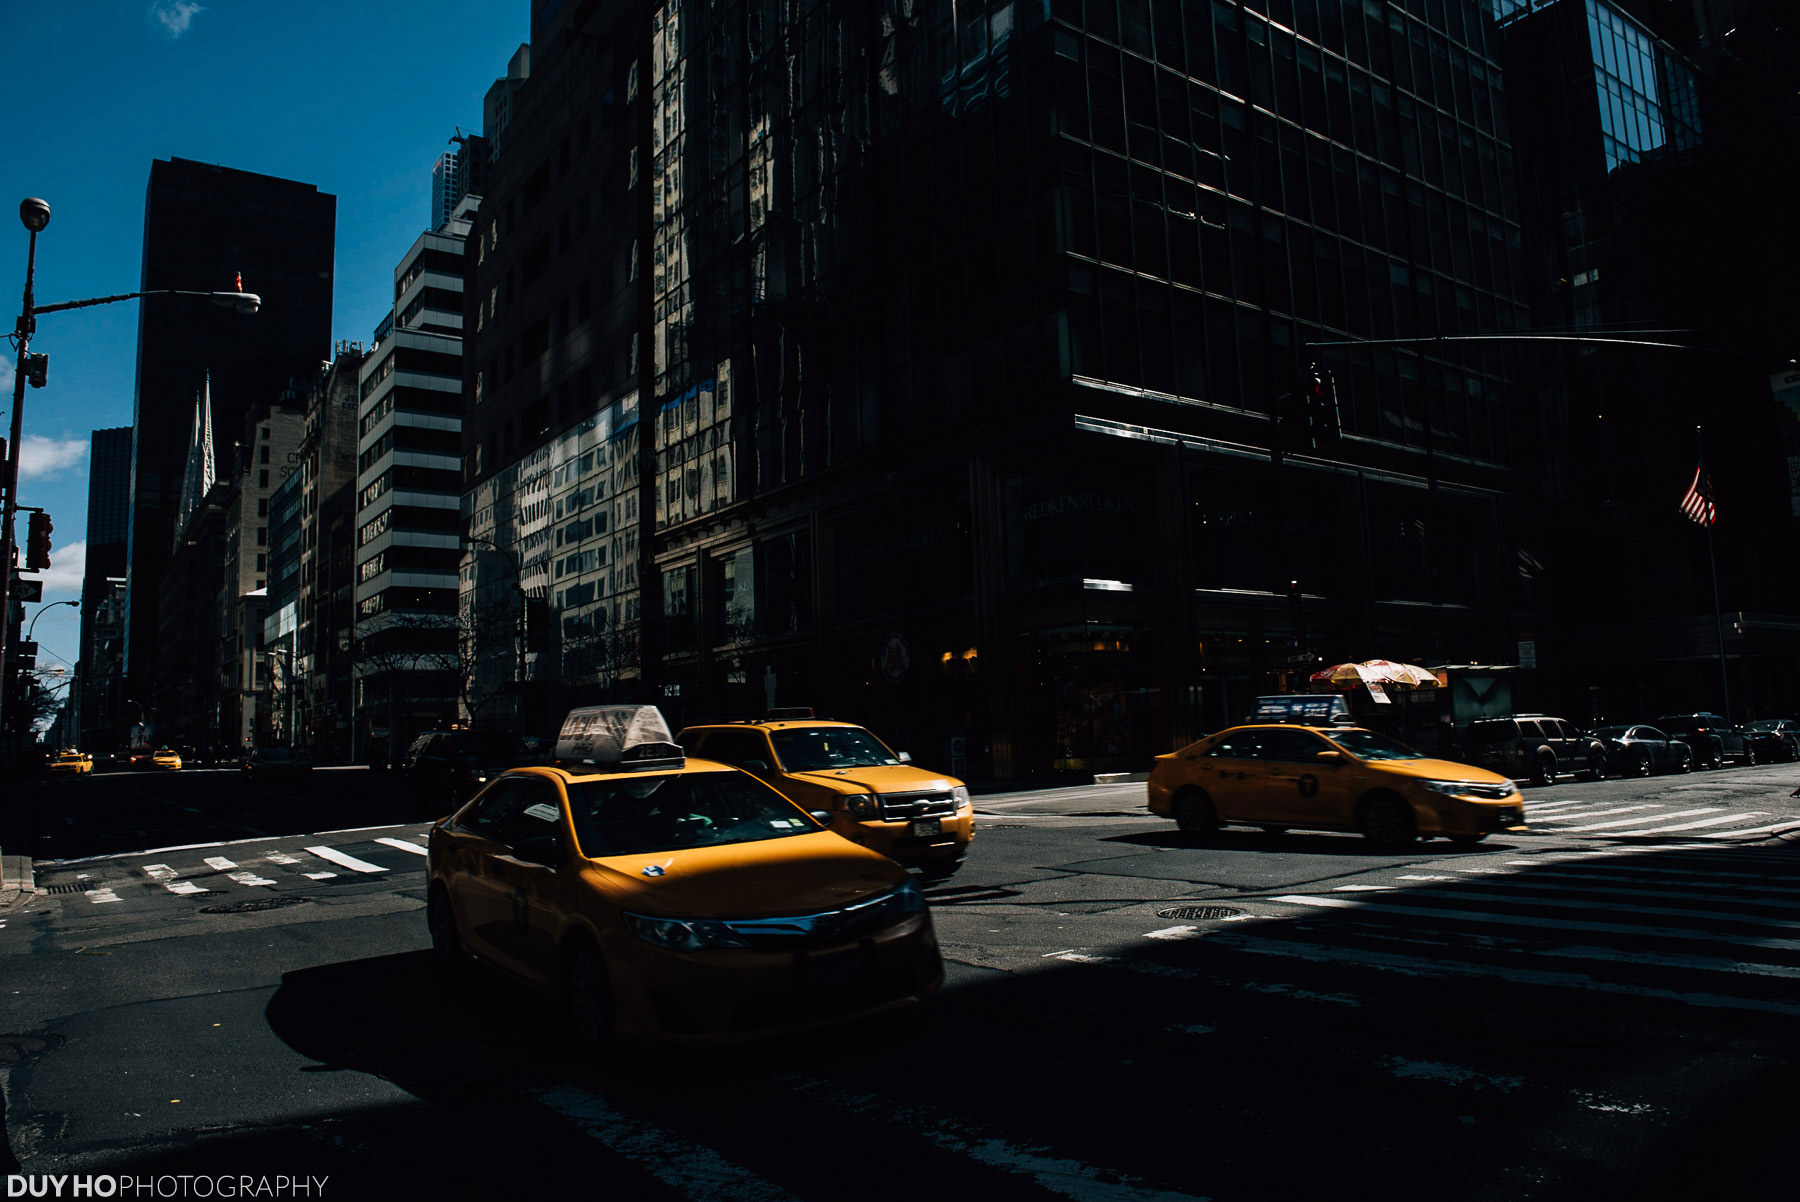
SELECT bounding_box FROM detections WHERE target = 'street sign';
[14,577,42,603]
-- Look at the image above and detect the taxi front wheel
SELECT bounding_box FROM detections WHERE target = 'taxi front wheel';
[1361,798,1417,850]
[427,886,464,967]
[1174,790,1219,839]
[564,943,616,1049]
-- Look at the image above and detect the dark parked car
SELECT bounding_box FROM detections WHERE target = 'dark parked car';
[1654,713,1751,768]
[1460,715,1609,785]
[1588,725,1693,777]
[1741,719,1800,762]
[242,746,314,784]
[404,729,534,811]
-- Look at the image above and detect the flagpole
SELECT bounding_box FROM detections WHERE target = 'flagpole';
[1698,425,1732,723]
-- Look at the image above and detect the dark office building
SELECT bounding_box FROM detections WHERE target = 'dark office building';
[125,158,335,700]
[1494,0,1800,722]
[469,0,1546,777]
[77,427,133,747]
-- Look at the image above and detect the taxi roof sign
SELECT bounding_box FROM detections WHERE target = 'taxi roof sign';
[555,705,685,770]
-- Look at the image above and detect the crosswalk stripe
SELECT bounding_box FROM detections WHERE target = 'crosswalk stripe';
[265,852,301,865]
[85,889,121,904]
[1525,800,1607,813]
[1212,933,1800,1017]
[532,1086,803,1202]
[1530,805,1661,824]
[1486,871,1800,910]
[374,837,428,856]
[303,872,338,880]
[1270,894,1800,949]
[227,871,276,887]
[203,856,238,871]
[1541,808,1723,832]
[1613,812,1769,835]
[302,846,389,874]
[1700,820,1800,839]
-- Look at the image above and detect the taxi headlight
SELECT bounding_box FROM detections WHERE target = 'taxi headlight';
[1420,778,1510,800]
[843,793,880,818]
[951,785,971,808]
[623,912,751,951]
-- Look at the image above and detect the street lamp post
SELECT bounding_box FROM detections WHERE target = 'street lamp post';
[25,598,77,643]
[2,196,259,742]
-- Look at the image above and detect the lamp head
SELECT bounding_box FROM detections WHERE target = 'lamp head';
[19,198,50,233]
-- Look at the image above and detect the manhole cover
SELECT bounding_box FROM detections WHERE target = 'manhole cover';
[199,895,312,915]
[1157,905,1243,920]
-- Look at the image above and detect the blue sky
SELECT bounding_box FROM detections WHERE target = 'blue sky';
[2,1,528,698]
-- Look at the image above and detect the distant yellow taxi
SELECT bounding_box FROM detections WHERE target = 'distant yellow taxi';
[427,706,943,1044]
[1147,723,1525,849]
[48,749,92,776]
[675,713,974,879]
[151,748,183,771]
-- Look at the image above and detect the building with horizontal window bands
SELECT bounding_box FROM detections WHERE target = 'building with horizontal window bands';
[352,195,479,764]
[463,14,647,738]
[1494,0,1800,722]
[76,427,133,750]
[466,0,1548,778]
[125,158,335,707]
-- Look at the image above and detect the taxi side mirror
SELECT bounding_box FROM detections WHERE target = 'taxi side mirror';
[808,810,834,825]
[742,758,771,773]
[1315,750,1345,763]
[898,751,913,763]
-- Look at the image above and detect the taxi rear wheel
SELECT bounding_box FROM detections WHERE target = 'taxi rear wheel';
[564,942,616,1049]
[1361,797,1417,850]
[1173,790,1218,839]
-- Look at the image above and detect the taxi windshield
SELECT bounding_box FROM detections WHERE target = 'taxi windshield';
[1323,729,1427,761]
[769,727,899,771]
[566,770,818,858]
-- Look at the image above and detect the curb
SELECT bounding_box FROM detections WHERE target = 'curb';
[1093,772,1150,784]
[1,852,39,898]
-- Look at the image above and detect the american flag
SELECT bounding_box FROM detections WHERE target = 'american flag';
[1680,464,1717,526]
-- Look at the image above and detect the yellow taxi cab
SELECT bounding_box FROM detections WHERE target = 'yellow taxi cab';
[674,712,974,879]
[426,705,943,1044]
[151,747,183,771]
[1147,723,1525,850]
[48,749,93,776]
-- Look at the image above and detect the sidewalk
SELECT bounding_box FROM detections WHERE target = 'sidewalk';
[0,784,38,897]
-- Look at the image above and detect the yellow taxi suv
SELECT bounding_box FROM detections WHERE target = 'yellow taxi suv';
[151,748,183,771]
[48,749,93,776]
[1147,723,1524,850]
[674,713,974,879]
[426,705,943,1045]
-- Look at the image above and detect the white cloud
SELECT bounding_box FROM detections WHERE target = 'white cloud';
[17,435,88,480]
[0,353,12,393]
[23,538,85,599]
[149,1,206,37]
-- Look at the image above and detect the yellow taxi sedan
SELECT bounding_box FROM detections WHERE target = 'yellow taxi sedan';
[1147,723,1525,850]
[674,714,974,879]
[151,748,183,771]
[48,749,93,776]
[427,705,943,1044]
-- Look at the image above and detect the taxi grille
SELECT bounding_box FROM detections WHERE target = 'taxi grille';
[878,790,958,821]
[719,887,915,950]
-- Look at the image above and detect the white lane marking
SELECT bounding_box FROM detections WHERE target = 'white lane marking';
[1529,805,1662,824]
[166,881,207,895]
[1396,874,1459,882]
[1571,1091,1661,1117]
[1142,926,1202,940]
[1270,894,1800,950]
[303,846,389,874]
[1619,811,1769,835]
[303,872,339,880]
[142,864,177,882]
[374,837,429,856]
[226,871,277,887]
[311,823,411,837]
[532,1086,804,1202]
[1545,808,1723,832]
[1214,932,1800,1016]
[1383,1058,1523,1092]
[37,834,284,866]
[1523,800,1606,813]
[265,852,301,865]
[86,889,122,904]
[1332,885,1393,891]
[203,856,238,871]
[1702,820,1800,839]
[786,1077,1211,1202]
[1056,952,1361,1006]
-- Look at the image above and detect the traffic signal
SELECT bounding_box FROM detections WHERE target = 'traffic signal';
[1302,365,1340,451]
[21,352,47,389]
[26,511,52,571]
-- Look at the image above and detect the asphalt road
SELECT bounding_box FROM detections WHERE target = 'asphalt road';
[2,763,1799,1200]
